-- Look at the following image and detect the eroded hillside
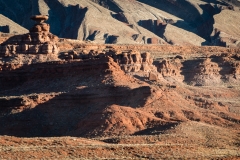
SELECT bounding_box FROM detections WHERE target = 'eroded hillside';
[0,33,240,137]
[0,0,240,47]
[0,37,240,158]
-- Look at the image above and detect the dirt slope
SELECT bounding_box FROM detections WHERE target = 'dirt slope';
[0,14,28,34]
[0,121,239,159]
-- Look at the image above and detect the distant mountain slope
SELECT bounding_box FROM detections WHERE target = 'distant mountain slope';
[0,0,239,47]
[0,14,28,34]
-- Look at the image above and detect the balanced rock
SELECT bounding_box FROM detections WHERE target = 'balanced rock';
[0,15,59,56]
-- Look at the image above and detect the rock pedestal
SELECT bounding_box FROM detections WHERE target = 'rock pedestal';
[0,15,59,56]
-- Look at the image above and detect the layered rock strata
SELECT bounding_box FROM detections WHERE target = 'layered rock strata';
[62,48,159,80]
[118,51,156,73]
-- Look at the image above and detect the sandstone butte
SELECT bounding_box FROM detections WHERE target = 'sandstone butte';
[0,6,240,159]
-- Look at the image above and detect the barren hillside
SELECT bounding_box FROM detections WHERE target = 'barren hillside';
[0,0,240,46]
[0,14,28,34]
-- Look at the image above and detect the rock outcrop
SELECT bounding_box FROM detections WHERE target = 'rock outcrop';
[59,47,159,80]
[117,51,156,73]
[61,48,157,73]
[190,58,221,86]
[232,61,240,79]
[158,58,183,80]
[0,15,59,57]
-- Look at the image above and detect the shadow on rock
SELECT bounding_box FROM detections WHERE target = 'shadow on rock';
[132,122,180,136]
[0,85,152,137]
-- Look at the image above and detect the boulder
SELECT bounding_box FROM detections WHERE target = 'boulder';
[149,72,158,81]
